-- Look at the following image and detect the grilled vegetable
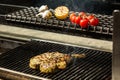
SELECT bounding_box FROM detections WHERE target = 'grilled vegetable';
[54,6,69,20]
[38,5,48,12]
[36,10,52,19]
[29,52,85,73]
[36,5,52,19]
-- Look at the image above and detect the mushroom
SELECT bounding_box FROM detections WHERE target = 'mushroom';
[38,5,48,12]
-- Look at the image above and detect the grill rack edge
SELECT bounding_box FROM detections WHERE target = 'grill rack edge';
[5,7,113,36]
[0,40,112,80]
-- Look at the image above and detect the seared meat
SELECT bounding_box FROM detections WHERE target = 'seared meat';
[29,54,43,69]
[40,60,56,73]
[29,52,85,73]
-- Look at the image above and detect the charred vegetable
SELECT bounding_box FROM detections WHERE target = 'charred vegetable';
[54,6,69,20]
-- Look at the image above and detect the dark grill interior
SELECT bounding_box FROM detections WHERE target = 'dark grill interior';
[5,7,113,35]
[0,40,112,80]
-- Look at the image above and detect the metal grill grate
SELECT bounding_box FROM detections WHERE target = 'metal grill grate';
[0,40,111,80]
[5,7,113,35]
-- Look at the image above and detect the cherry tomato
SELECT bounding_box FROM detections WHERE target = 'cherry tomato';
[79,18,89,28]
[89,18,99,26]
[87,15,95,20]
[70,16,76,23]
[78,12,87,18]
[79,12,86,16]
[70,13,76,20]
[75,16,82,24]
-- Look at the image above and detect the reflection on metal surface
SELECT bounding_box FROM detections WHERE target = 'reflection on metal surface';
[113,10,120,80]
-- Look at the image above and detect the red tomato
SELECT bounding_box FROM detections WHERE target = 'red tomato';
[87,15,95,20]
[75,16,82,24]
[79,12,86,16]
[78,12,87,18]
[70,16,76,23]
[79,18,89,28]
[70,13,76,20]
[89,18,99,26]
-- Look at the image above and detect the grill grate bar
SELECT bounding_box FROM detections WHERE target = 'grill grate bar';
[82,62,111,79]
[64,62,95,80]
[51,48,94,79]
[69,59,110,80]
[0,40,111,80]
[52,61,89,79]
[90,65,111,80]
[5,7,113,35]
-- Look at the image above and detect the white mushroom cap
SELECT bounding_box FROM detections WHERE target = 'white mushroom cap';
[39,5,48,12]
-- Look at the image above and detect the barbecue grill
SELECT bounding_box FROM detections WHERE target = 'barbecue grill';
[4,7,113,36]
[0,0,120,80]
[0,39,112,80]
[0,4,113,41]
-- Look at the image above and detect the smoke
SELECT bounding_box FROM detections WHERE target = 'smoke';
[34,0,97,12]
[33,0,112,15]
[71,0,96,13]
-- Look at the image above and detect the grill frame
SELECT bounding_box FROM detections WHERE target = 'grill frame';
[0,67,50,80]
[5,7,113,35]
[0,39,112,80]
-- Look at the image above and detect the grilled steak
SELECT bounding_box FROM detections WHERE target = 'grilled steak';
[29,52,85,73]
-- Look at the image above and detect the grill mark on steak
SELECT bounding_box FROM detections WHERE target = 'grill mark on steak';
[29,52,85,73]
